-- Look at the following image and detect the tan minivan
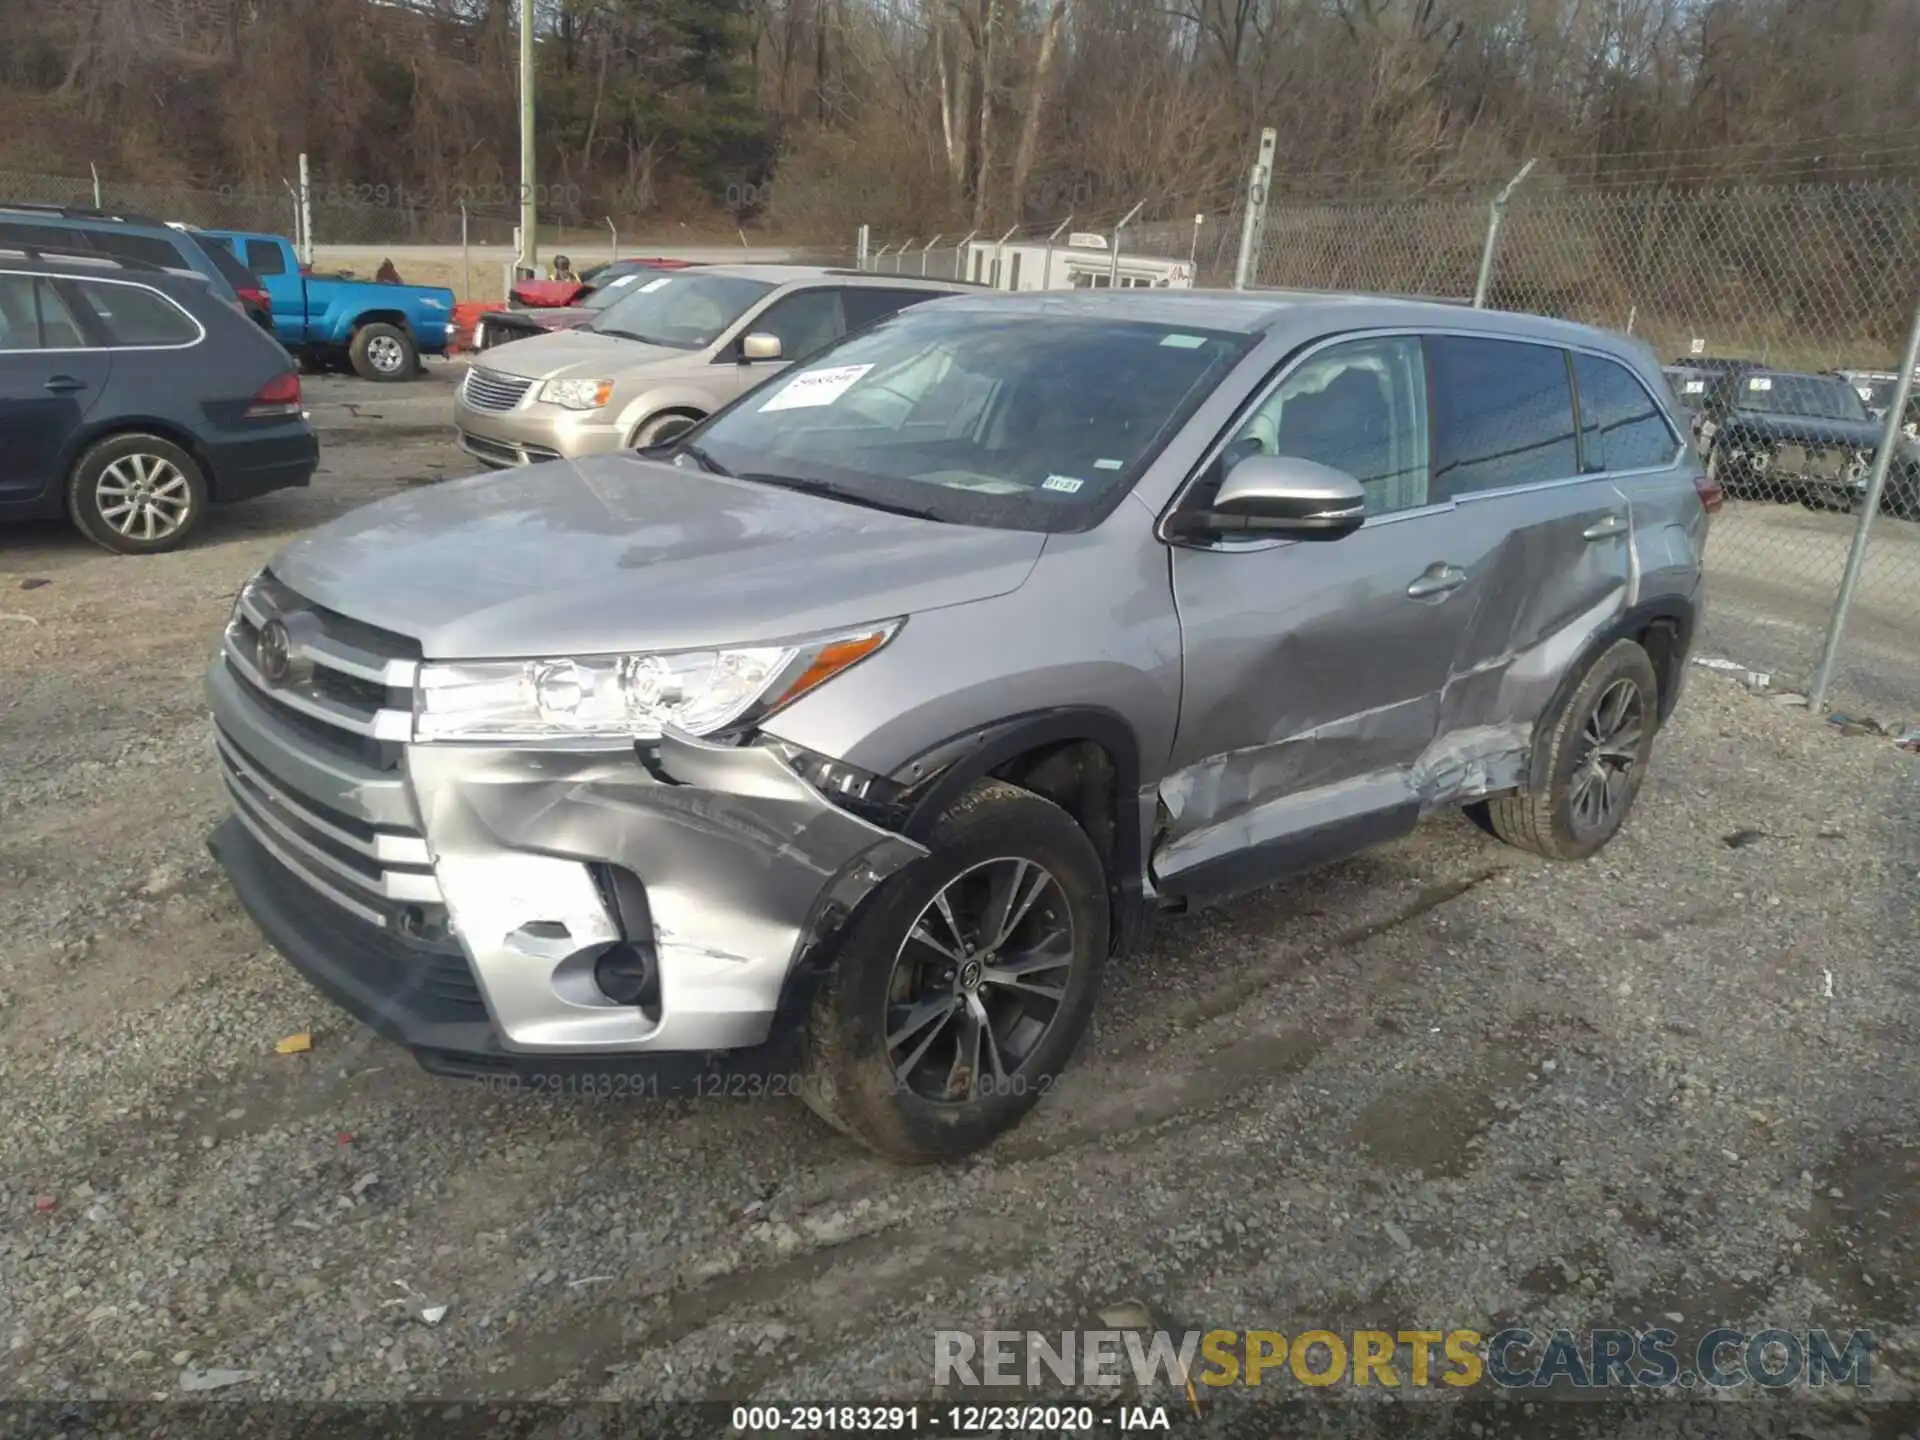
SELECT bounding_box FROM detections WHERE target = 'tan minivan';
[453,265,976,467]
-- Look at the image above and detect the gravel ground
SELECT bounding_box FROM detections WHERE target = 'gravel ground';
[1,372,1917,1431]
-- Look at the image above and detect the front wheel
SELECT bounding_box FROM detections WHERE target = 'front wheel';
[349,322,417,381]
[632,412,700,449]
[798,780,1110,1163]
[1474,638,1659,862]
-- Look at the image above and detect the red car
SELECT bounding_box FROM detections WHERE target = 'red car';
[508,256,698,309]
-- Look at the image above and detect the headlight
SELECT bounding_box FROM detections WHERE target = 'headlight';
[413,622,901,743]
[538,378,615,410]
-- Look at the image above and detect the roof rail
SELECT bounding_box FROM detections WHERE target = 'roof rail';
[827,267,990,288]
[0,243,168,274]
[0,200,168,227]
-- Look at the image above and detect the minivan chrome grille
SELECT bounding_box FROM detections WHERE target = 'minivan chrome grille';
[221,571,419,770]
[461,366,534,412]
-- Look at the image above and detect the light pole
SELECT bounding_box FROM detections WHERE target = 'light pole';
[518,0,537,279]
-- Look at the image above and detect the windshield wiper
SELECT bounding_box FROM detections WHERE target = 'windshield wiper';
[739,472,945,521]
[673,443,731,476]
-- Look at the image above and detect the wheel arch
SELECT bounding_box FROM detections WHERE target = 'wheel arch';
[1529,594,1696,788]
[67,420,217,497]
[888,706,1153,961]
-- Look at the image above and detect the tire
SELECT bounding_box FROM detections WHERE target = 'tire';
[66,433,209,555]
[632,411,700,449]
[349,322,416,382]
[797,779,1110,1164]
[1479,638,1659,862]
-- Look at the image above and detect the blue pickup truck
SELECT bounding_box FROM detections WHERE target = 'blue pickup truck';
[193,230,455,382]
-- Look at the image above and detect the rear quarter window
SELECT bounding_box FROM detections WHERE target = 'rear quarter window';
[68,280,200,347]
[1574,353,1681,473]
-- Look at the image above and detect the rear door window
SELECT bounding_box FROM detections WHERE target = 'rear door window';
[0,273,38,349]
[245,240,288,276]
[840,286,941,331]
[67,279,200,347]
[1426,335,1579,499]
[1573,353,1681,473]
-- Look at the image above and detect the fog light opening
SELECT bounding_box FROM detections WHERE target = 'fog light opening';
[592,941,659,1009]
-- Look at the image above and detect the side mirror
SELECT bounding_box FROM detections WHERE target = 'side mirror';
[1171,454,1367,541]
[740,332,782,363]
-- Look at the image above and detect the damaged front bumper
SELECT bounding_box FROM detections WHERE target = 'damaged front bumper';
[205,658,927,1080]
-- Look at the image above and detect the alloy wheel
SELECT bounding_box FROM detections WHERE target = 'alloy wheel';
[1569,678,1644,837]
[884,857,1077,1104]
[96,455,192,542]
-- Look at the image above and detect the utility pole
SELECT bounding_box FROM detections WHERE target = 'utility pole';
[518,0,538,279]
[1232,128,1276,290]
[298,153,314,267]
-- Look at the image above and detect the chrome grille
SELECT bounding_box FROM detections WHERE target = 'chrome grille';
[214,730,444,927]
[461,366,534,411]
[221,571,419,769]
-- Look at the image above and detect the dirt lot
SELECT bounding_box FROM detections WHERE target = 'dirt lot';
[1,370,1917,1425]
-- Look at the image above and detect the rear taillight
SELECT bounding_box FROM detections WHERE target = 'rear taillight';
[1692,466,1724,516]
[246,372,302,419]
[239,286,271,309]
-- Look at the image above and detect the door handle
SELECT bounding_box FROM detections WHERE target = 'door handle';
[44,376,87,394]
[1406,564,1467,598]
[1582,514,1629,540]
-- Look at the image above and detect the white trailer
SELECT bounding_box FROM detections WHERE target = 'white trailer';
[962,232,1194,291]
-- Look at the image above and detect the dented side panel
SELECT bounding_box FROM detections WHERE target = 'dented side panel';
[407,732,928,1054]
[1157,470,1639,894]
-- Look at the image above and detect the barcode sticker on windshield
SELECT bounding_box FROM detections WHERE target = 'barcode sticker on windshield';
[607,274,640,288]
[1094,458,1124,470]
[637,277,672,293]
[1043,474,1085,493]
[1160,334,1206,349]
[759,364,874,412]
[1748,376,1772,391]
[1683,380,1705,394]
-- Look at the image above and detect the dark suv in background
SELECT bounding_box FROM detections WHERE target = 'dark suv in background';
[0,247,317,553]
[0,204,244,309]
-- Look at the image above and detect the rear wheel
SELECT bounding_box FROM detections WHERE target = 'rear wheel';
[349,322,416,382]
[798,780,1109,1164]
[67,434,208,555]
[1475,639,1659,862]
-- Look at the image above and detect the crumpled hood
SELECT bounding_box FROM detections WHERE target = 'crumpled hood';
[1722,411,1885,450]
[466,327,687,383]
[266,453,1046,658]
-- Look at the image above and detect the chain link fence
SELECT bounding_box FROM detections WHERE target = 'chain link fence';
[861,180,1920,716]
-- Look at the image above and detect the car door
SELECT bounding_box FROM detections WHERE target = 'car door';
[1157,333,1499,903]
[1419,334,1635,771]
[0,272,110,508]
[711,286,849,406]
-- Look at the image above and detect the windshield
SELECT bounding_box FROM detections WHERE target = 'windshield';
[1735,373,1870,422]
[577,267,663,311]
[676,306,1252,532]
[586,272,773,347]
[1665,371,1709,409]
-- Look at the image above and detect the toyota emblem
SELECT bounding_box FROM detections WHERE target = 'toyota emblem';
[257,619,293,685]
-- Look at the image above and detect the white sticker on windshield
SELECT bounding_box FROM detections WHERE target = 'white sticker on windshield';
[1748,376,1772,391]
[758,363,875,412]
[1094,458,1124,470]
[1683,380,1705,394]
[1043,474,1085,493]
[607,274,640,288]
[637,276,672,293]
[1160,334,1206,349]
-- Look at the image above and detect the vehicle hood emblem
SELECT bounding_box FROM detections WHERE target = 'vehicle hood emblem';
[257,619,293,684]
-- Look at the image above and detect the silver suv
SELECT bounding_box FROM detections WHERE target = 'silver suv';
[207,290,1713,1163]
[453,265,976,466]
